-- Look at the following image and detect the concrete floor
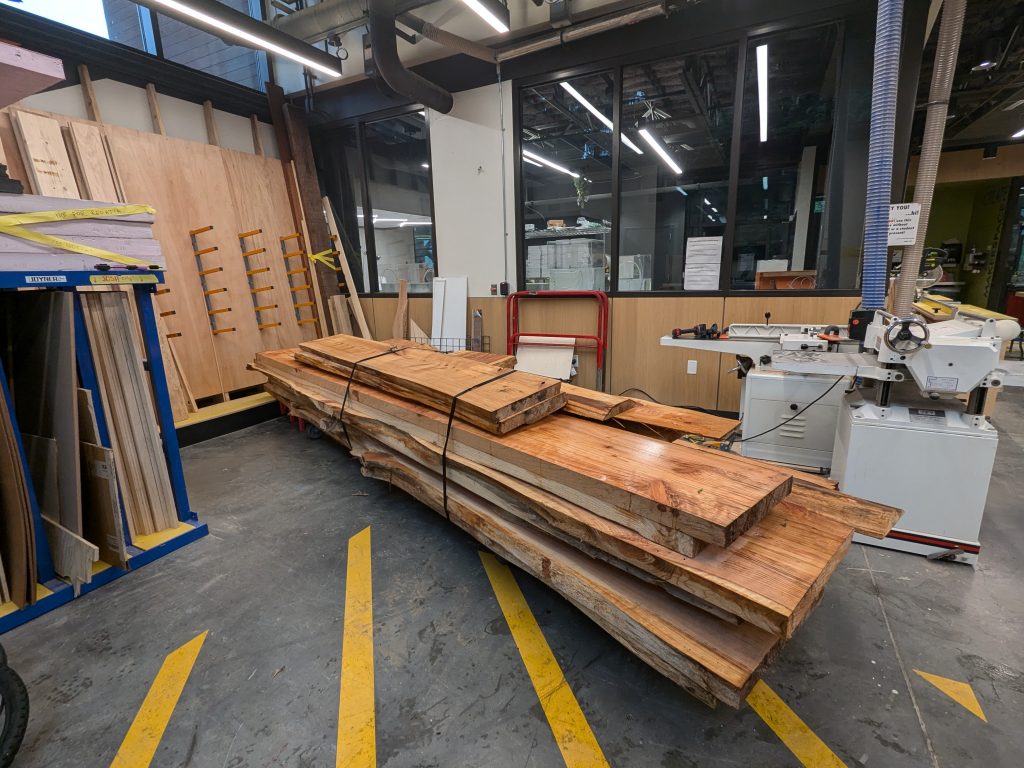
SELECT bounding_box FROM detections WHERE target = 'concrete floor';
[4,392,1024,767]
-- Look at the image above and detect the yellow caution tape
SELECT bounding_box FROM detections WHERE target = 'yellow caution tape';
[0,204,159,268]
[308,248,340,271]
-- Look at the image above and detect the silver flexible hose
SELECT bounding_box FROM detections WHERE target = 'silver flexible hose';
[892,0,967,316]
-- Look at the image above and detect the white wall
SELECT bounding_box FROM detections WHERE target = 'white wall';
[19,78,278,158]
[428,80,514,297]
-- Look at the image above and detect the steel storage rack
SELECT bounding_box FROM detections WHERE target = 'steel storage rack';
[0,267,208,634]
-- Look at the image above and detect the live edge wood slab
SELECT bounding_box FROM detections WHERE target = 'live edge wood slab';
[256,350,793,551]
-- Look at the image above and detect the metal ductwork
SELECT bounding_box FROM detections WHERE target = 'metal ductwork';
[368,0,454,113]
[399,12,497,63]
[272,0,368,42]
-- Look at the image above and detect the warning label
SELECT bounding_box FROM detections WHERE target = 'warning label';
[909,407,946,426]
[888,203,922,246]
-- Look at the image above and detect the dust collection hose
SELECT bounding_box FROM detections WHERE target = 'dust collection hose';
[860,0,905,310]
[892,0,967,316]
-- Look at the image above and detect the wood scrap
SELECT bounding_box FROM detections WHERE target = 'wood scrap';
[449,350,516,368]
[41,516,98,596]
[392,279,409,340]
[408,317,429,342]
[561,383,638,421]
[0,369,36,607]
[0,41,63,110]
[323,197,371,338]
[81,441,128,568]
[613,399,741,441]
[787,483,901,539]
[81,291,177,536]
[297,335,565,435]
[328,295,354,336]
[20,434,59,523]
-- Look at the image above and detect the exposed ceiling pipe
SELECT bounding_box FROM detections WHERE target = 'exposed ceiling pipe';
[495,0,667,62]
[398,12,497,63]
[368,0,455,112]
[271,0,367,41]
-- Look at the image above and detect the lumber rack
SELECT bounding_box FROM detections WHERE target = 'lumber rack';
[506,290,609,389]
[0,268,208,634]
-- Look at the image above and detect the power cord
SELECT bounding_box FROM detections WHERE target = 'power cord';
[615,387,719,415]
[727,375,847,444]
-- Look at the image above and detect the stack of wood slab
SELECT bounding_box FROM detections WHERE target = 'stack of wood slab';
[253,335,902,708]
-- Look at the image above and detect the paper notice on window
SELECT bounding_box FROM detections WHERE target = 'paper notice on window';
[888,203,921,246]
[684,236,723,290]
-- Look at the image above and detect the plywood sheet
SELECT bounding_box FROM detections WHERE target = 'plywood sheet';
[81,441,128,568]
[10,110,78,198]
[65,122,119,201]
[0,367,36,607]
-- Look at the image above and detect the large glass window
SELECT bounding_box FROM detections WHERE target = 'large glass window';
[520,71,614,292]
[619,47,737,291]
[2,0,148,51]
[362,111,435,294]
[730,25,841,289]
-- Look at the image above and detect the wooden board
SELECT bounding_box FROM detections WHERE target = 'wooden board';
[0,292,82,534]
[352,442,779,707]
[81,292,178,535]
[561,383,638,420]
[81,441,129,568]
[324,197,370,338]
[324,404,850,637]
[10,110,79,198]
[255,350,793,550]
[65,122,120,201]
[0,41,63,110]
[612,399,740,441]
[449,350,516,369]
[787,483,901,539]
[328,295,354,336]
[42,515,98,594]
[21,433,59,523]
[298,335,564,434]
[0,370,36,607]
[392,278,409,340]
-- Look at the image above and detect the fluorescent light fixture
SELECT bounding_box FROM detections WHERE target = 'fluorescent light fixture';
[143,0,341,77]
[1013,126,1024,139]
[559,82,644,155]
[762,175,769,190]
[706,215,715,222]
[419,110,427,116]
[679,143,694,151]
[638,129,682,175]
[674,186,688,196]
[756,43,769,142]
[703,197,712,206]
[522,156,544,167]
[400,221,433,227]
[460,0,510,34]
[373,218,407,223]
[523,149,579,178]
[421,163,430,169]
[710,206,718,213]
[1003,99,1024,111]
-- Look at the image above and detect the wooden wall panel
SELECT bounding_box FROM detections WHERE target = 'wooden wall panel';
[717,295,860,411]
[608,297,725,411]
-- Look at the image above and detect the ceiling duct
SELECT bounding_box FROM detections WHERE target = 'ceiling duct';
[368,0,455,113]
[271,0,369,42]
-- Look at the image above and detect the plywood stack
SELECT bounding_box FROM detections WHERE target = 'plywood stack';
[253,339,902,707]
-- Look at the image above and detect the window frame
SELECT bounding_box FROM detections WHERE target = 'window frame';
[352,105,438,297]
[513,19,869,298]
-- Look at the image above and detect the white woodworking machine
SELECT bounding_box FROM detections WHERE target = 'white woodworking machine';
[662,308,1024,564]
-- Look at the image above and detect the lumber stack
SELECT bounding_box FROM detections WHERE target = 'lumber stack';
[253,338,901,707]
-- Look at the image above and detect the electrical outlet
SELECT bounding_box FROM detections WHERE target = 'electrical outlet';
[571,354,580,369]
[687,359,698,375]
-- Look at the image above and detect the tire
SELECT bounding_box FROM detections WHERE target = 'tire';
[0,645,6,666]
[0,663,29,768]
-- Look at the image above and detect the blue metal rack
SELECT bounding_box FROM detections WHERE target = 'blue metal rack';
[0,268,208,633]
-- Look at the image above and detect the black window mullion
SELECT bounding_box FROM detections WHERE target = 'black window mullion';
[610,65,622,295]
[720,34,747,292]
[358,121,380,294]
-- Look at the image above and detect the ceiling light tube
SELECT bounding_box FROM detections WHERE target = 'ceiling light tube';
[460,0,511,34]
[523,149,579,178]
[638,129,682,175]
[400,221,433,227]
[1013,126,1024,139]
[522,156,544,167]
[560,82,643,155]
[138,0,342,77]
[756,44,769,142]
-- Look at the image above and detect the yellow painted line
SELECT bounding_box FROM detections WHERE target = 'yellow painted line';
[746,680,846,767]
[337,526,376,767]
[132,522,193,551]
[110,631,207,768]
[913,669,987,721]
[479,552,609,767]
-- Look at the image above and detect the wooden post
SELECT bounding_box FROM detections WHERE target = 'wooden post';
[202,100,220,146]
[250,115,264,156]
[146,84,165,135]
[77,64,102,122]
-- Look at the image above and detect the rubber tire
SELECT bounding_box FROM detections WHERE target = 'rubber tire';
[0,664,29,768]
[0,644,6,666]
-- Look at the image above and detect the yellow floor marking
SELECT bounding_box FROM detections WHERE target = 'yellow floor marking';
[913,669,987,721]
[746,680,846,767]
[110,631,208,768]
[479,552,610,768]
[132,523,193,551]
[337,526,376,768]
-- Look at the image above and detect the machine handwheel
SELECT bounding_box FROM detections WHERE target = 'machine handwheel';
[883,317,929,354]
